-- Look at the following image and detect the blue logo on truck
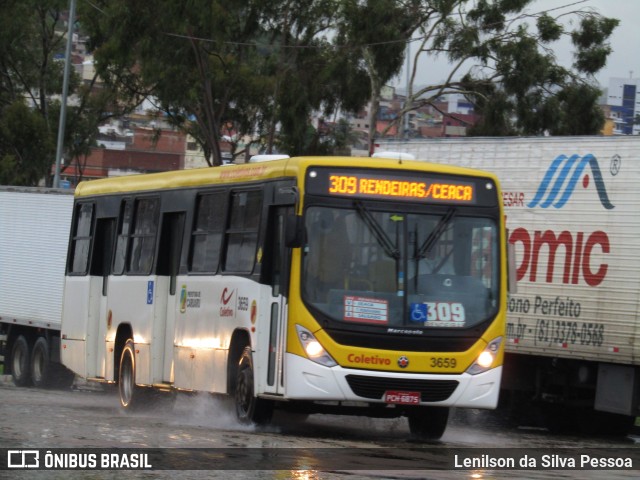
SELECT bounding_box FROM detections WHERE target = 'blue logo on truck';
[527,154,614,210]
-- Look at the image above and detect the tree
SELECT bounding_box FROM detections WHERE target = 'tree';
[0,0,137,186]
[0,101,53,185]
[336,0,428,153]
[545,82,606,135]
[81,0,379,164]
[382,0,619,138]
[0,0,66,185]
[258,1,358,156]
[73,0,619,171]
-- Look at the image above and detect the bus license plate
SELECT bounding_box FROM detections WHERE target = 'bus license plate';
[384,391,420,405]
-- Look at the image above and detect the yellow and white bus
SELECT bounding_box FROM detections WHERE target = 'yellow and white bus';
[61,155,507,439]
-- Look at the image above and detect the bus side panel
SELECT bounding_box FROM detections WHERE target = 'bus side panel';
[106,275,156,385]
[61,339,87,378]
[105,340,115,380]
[174,348,227,392]
[61,277,91,340]
[173,276,268,394]
[61,276,107,379]
[173,346,195,389]
[173,275,224,392]
[61,276,92,377]
[134,344,151,385]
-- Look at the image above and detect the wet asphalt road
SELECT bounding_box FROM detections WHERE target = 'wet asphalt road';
[1,378,639,479]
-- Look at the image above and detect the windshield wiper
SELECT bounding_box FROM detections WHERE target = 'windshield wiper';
[354,201,400,260]
[415,207,456,259]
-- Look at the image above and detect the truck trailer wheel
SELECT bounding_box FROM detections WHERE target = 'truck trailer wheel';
[30,337,52,388]
[407,406,450,440]
[10,335,32,387]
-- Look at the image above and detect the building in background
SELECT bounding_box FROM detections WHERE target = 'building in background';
[59,125,186,185]
[606,77,640,135]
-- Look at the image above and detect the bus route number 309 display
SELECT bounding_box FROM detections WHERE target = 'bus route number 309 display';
[327,173,475,203]
[411,302,466,327]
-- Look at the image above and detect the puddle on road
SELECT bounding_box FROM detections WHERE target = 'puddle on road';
[171,393,256,432]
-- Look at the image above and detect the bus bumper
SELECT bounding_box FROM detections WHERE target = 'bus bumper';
[283,353,502,409]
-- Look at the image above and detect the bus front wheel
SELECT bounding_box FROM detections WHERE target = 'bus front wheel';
[407,406,450,440]
[234,347,273,425]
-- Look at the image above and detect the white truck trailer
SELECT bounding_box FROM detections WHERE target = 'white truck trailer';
[0,186,75,387]
[376,136,640,433]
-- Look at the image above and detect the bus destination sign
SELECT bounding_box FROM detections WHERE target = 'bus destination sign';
[307,169,478,205]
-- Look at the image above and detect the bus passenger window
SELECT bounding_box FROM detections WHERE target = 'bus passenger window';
[224,190,261,273]
[69,203,94,274]
[128,198,159,275]
[190,192,226,272]
[113,200,132,275]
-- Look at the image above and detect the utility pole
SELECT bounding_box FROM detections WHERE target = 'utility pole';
[53,0,76,188]
[403,41,410,140]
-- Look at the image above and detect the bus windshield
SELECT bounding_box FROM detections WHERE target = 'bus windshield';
[302,205,499,329]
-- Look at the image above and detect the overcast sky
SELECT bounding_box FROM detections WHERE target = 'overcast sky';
[392,0,638,90]
[537,0,639,85]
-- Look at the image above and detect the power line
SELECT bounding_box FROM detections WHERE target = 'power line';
[82,0,592,51]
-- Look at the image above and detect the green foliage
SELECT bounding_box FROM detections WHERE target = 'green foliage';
[549,83,605,135]
[572,16,620,74]
[463,76,517,136]
[0,101,53,186]
[1,0,619,180]
[449,2,618,136]
[336,0,426,152]
[85,0,619,156]
[83,0,370,162]
[536,14,562,42]
[0,0,65,185]
[0,0,131,185]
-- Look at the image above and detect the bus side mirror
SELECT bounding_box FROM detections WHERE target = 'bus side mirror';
[507,242,517,294]
[285,215,303,248]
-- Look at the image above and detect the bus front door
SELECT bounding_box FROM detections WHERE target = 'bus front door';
[262,207,292,395]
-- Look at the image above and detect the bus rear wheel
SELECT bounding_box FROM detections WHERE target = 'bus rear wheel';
[10,335,32,387]
[235,347,273,425]
[407,406,450,440]
[119,339,146,410]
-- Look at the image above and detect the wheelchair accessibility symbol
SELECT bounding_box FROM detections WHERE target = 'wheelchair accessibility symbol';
[410,303,428,323]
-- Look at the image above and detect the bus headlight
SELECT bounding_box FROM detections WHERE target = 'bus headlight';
[295,325,337,367]
[466,337,502,375]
